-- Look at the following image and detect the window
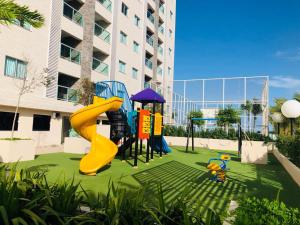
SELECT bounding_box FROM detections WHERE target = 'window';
[169,48,172,56]
[133,41,139,53]
[119,60,126,73]
[13,19,31,31]
[169,29,173,38]
[0,112,19,131]
[4,56,27,79]
[121,2,128,16]
[168,67,172,76]
[132,68,138,79]
[170,10,173,20]
[134,15,140,27]
[120,31,127,44]
[32,114,51,131]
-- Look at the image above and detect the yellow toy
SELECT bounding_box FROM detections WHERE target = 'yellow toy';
[70,96,123,176]
[207,153,230,183]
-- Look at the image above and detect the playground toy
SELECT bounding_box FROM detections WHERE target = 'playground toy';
[70,81,171,175]
[70,96,123,176]
[207,153,231,182]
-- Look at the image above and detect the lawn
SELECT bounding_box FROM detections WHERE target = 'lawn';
[18,146,300,214]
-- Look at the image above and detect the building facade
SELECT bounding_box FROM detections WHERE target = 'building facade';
[0,0,176,148]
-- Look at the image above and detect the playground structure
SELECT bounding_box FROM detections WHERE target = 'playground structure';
[70,81,171,175]
[167,76,269,135]
[207,153,231,183]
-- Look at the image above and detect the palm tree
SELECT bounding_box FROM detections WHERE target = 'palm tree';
[251,98,262,132]
[241,100,252,132]
[0,0,44,28]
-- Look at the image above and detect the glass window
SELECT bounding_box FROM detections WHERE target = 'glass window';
[121,2,128,16]
[169,48,172,56]
[120,31,127,44]
[133,41,139,53]
[134,15,140,27]
[13,19,31,30]
[168,67,172,76]
[169,29,173,38]
[0,112,19,131]
[132,68,138,79]
[4,56,27,79]
[32,114,51,131]
[119,60,126,73]
[170,10,173,20]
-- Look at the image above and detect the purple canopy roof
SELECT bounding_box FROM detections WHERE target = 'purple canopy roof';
[130,88,165,103]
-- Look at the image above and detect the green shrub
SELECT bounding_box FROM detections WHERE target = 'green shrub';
[233,197,300,225]
[276,135,300,166]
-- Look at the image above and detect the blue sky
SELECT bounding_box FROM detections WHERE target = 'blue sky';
[174,0,300,104]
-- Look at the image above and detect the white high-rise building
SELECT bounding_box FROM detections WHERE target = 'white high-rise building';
[0,0,176,149]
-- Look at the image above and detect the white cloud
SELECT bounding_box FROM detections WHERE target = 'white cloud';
[269,76,300,89]
[275,48,300,61]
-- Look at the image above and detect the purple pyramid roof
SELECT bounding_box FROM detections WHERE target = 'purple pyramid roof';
[130,88,165,103]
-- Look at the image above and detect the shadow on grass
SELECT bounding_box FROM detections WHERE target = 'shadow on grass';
[132,160,246,214]
[69,157,81,161]
[173,147,200,154]
[26,164,58,172]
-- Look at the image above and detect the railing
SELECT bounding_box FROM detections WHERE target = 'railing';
[63,2,83,26]
[159,4,165,14]
[92,58,109,76]
[147,10,155,24]
[158,25,164,34]
[157,67,163,76]
[57,85,78,102]
[146,34,154,46]
[144,82,151,89]
[60,43,81,64]
[145,58,153,69]
[94,23,110,43]
[97,0,112,11]
[158,45,163,55]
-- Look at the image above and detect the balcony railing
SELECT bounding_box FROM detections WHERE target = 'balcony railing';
[94,23,110,43]
[146,34,154,47]
[57,85,78,102]
[145,58,153,69]
[157,67,163,76]
[60,43,81,64]
[92,58,109,76]
[158,46,163,55]
[159,4,165,14]
[158,25,164,34]
[97,0,112,11]
[147,10,155,24]
[144,82,151,89]
[63,2,83,26]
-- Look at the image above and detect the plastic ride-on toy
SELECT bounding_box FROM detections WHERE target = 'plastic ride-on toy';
[207,153,230,183]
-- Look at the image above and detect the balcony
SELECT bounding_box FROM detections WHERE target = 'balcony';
[63,2,83,26]
[144,82,151,89]
[94,23,110,43]
[157,66,163,76]
[147,10,155,24]
[57,85,78,102]
[97,0,112,11]
[158,25,164,34]
[60,43,81,64]
[159,4,165,14]
[158,46,163,55]
[92,58,109,76]
[145,58,153,69]
[146,34,154,47]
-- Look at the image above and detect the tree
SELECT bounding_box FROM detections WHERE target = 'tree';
[251,98,262,132]
[75,78,95,106]
[216,106,240,133]
[188,111,204,127]
[11,66,52,139]
[241,100,252,132]
[0,0,44,27]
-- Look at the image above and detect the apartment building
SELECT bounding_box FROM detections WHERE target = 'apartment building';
[0,0,176,148]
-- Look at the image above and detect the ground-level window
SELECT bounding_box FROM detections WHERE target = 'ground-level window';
[32,114,51,131]
[0,112,19,131]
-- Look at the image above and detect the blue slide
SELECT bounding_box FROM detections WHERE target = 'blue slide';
[154,136,172,153]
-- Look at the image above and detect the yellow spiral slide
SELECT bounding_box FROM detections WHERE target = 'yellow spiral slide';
[70,96,123,176]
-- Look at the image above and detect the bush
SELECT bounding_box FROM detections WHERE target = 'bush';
[276,135,300,166]
[233,197,300,225]
[0,165,222,225]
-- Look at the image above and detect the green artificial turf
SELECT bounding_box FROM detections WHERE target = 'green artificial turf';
[17,146,300,214]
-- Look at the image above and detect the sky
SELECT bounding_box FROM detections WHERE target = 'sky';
[174,0,300,104]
